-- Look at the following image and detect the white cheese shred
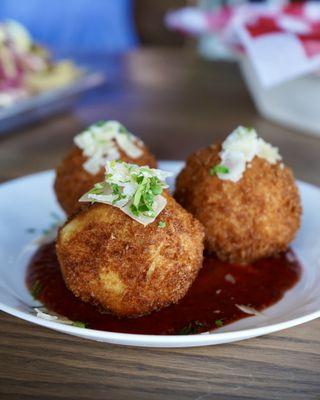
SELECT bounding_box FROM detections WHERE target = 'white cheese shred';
[34,307,58,321]
[34,307,80,325]
[214,126,282,182]
[235,304,263,316]
[225,273,236,284]
[79,161,173,226]
[74,120,144,175]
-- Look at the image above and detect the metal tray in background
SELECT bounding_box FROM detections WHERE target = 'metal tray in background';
[0,70,105,134]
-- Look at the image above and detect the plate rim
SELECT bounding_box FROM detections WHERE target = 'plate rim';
[1,301,320,346]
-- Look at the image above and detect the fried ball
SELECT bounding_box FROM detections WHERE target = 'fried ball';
[54,144,157,216]
[175,144,301,264]
[56,195,204,317]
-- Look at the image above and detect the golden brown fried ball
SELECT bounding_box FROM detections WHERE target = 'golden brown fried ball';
[175,144,301,264]
[54,144,157,216]
[56,194,204,317]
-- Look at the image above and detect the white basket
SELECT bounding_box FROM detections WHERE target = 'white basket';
[239,55,320,137]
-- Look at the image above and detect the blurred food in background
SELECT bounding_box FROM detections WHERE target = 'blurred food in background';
[0,20,81,108]
[166,1,320,137]
[2,0,319,137]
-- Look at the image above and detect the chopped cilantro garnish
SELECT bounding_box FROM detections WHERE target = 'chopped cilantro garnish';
[178,321,206,335]
[215,319,223,327]
[72,321,87,328]
[130,204,139,216]
[110,183,120,195]
[88,182,105,195]
[129,174,165,218]
[111,183,126,204]
[158,221,166,228]
[81,161,172,224]
[132,178,145,207]
[210,165,230,176]
[178,323,196,335]
[150,176,163,195]
[31,280,42,300]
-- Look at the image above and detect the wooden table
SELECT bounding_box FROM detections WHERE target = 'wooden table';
[0,49,319,400]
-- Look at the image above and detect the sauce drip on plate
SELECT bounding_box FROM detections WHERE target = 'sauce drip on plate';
[26,243,301,335]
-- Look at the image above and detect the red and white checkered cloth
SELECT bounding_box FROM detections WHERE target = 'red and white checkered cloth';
[166,2,320,87]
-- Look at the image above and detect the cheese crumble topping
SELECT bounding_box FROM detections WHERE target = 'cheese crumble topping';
[33,307,86,327]
[212,126,282,183]
[79,161,173,226]
[74,120,143,175]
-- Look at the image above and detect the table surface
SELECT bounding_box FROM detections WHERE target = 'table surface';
[0,49,319,400]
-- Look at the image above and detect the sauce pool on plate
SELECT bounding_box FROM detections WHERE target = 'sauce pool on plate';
[26,243,301,335]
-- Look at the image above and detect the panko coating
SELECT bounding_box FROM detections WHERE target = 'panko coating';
[56,195,205,318]
[54,144,157,216]
[175,144,301,264]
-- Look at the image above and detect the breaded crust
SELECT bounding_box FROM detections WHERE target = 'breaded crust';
[175,144,301,264]
[54,144,157,216]
[56,194,205,317]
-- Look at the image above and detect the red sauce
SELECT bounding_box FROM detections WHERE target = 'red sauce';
[26,243,301,335]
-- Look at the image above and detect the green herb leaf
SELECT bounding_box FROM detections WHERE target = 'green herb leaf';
[72,321,87,328]
[128,175,164,218]
[178,323,197,335]
[142,191,154,209]
[158,221,166,228]
[88,182,105,195]
[110,183,119,192]
[215,319,223,327]
[178,321,206,335]
[132,178,146,207]
[31,280,42,300]
[210,165,230,176]
[145,210,156,218]
[130,204,139,216]
[26,228,36,234]
[150,177,163,195]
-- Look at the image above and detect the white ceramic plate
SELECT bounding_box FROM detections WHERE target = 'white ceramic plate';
[0,161,320,348]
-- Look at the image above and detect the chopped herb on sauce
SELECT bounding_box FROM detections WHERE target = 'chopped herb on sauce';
[178,321,205,335]
[215,319,223,327]
[72,321,87,328]
[31,280,42,299]
[95,120,106,127]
